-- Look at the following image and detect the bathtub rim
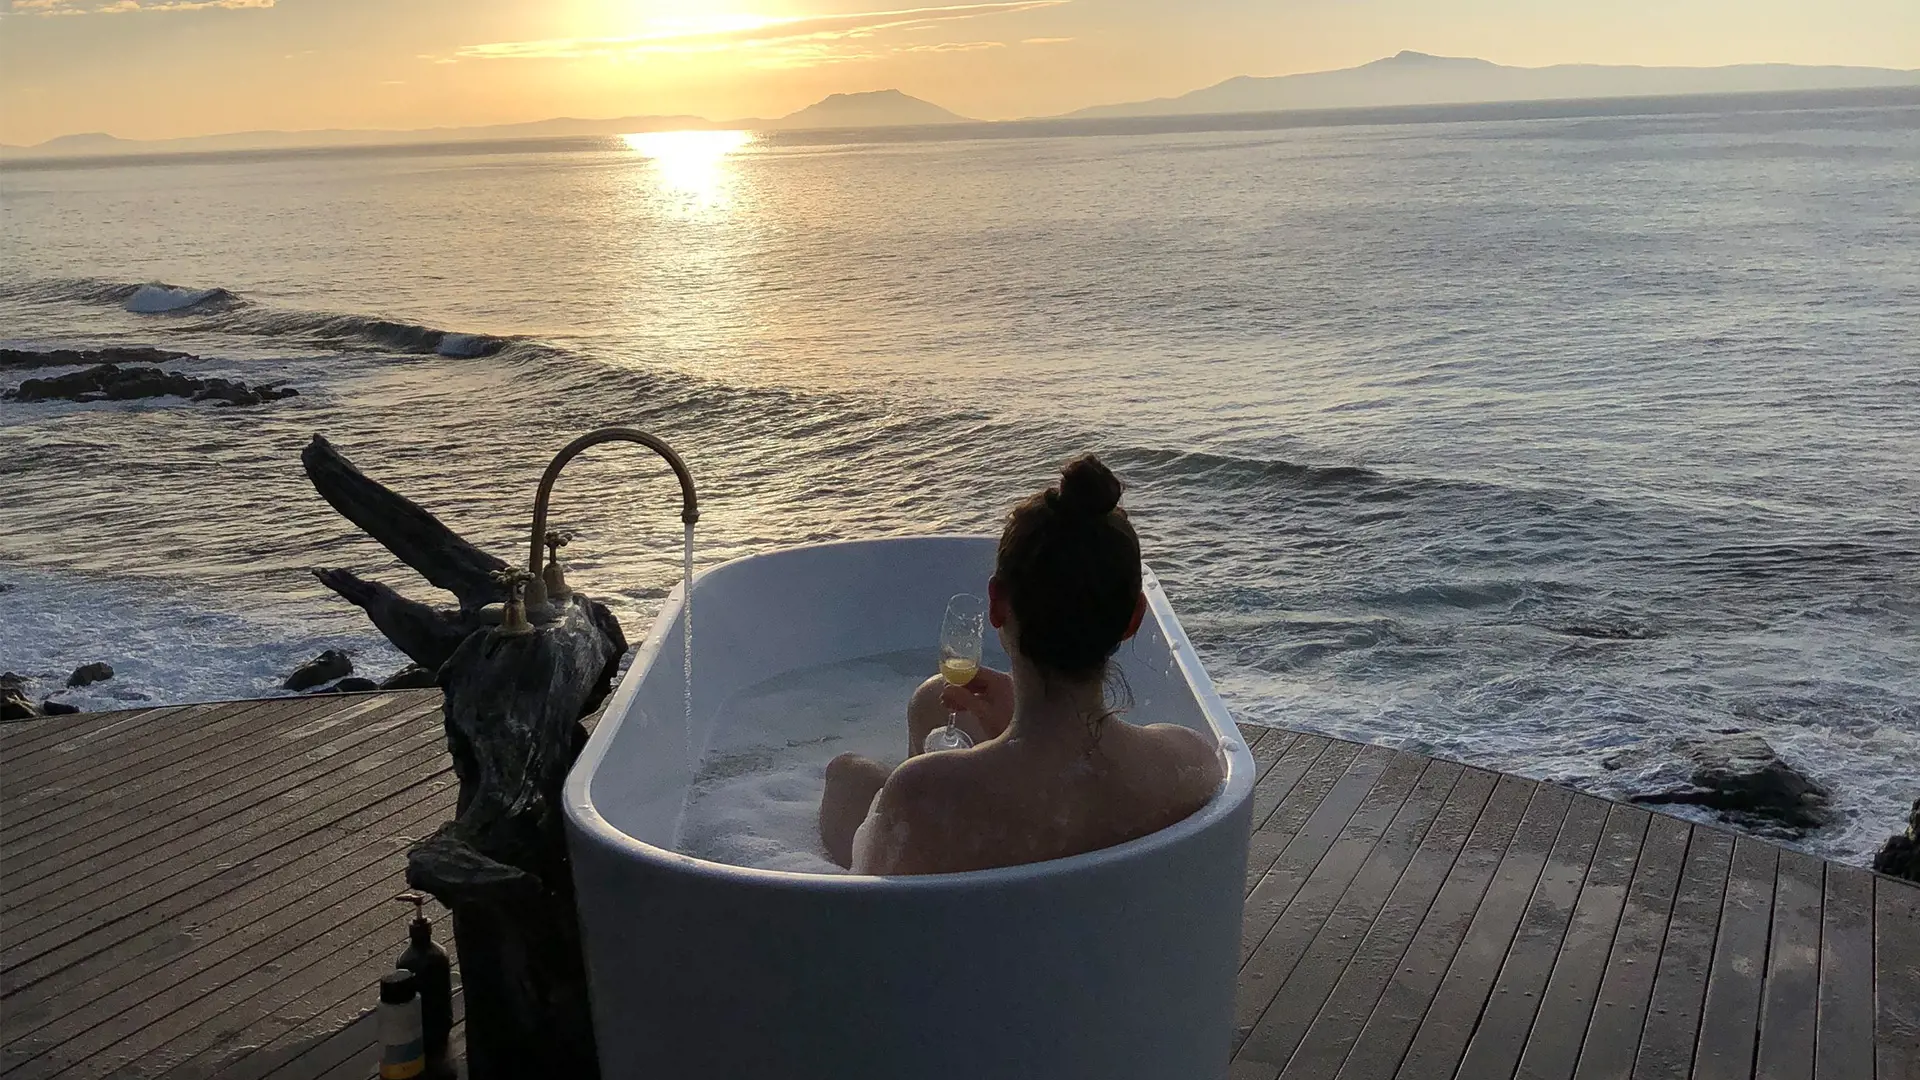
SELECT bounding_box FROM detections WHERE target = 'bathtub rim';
[562,534,1256,892]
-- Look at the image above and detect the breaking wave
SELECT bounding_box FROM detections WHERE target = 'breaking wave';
[124,283,242,314]
[2,275,514,358]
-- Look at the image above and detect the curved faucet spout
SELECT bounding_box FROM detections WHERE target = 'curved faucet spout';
[525,426,699,613]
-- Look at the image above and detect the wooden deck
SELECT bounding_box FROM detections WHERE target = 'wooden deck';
[2,694,1916,1079]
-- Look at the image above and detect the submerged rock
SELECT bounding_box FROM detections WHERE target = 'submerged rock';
[1875,799,1920,883]
[2,673,40,721]
[67,662,114,688]
[284,649,353,691]
[379,664,437,690]
[1615,732,1833,835]
[0,346,190,370]
[3,362,297,406]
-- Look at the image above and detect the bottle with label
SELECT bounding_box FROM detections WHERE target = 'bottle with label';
[393,892,453,1074]
[378,970,426,1080]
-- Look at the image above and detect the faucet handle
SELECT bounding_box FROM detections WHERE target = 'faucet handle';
[492,566,536,635]
[541,529,575,603]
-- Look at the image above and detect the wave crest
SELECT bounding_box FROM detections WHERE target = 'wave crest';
[4,275,511,358]
[125,283,242,314]
[1110,447,1388,489]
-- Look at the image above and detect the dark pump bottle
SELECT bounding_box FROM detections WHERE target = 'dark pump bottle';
[393,893,453,1074]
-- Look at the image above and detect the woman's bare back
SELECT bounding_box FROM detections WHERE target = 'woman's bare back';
[853,718,1222,876]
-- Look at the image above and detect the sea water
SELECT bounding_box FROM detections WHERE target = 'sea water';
[674,649,931,874]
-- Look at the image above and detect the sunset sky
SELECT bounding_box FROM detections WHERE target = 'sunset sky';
[3,0,1916,145]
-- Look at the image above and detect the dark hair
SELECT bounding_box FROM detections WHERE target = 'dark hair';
[995,455,1142,679]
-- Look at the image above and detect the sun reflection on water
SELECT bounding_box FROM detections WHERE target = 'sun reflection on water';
[621,130,754,209]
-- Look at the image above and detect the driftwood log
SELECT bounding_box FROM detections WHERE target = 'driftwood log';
[304,435,626,1078]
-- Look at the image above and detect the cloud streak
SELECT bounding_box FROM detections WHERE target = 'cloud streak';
[11,0,271,13]
[454,1,1067,64]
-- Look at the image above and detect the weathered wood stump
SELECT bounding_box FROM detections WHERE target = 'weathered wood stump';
[303,435,627,1079]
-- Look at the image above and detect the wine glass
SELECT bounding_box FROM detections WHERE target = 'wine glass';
[923,594,986,753]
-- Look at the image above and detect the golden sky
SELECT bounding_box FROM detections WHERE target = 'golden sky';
[2,0,1916,144]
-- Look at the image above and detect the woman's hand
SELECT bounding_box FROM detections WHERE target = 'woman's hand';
[939,667,1015,742]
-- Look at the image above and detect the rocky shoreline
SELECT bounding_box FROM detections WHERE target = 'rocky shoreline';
[0,651,435,722]
[1,347,298,406]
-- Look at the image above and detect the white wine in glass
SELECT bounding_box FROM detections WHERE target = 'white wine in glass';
[924,594,986,753]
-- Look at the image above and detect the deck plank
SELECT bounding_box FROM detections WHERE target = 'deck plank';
[1326,779,1568,1080]
[1457,800,1641,1080]
[1239,742,1381,961]
[1812,864,1873,1080]
[1,756,452,999]
[1694,834,1782,1080]
[1,705,201,787]
[1755,850,1825,1080]
[1568,812,1692,1080]
[1398,792,1610,1079]
[1244,736,1342,895]
[1878,877,1920,1080]
[2,788,455,1050]
[3,695,427,913]
[1233,758,1463,1073]
[2,698,327,847]
[1631,827,1734,1080]
[1,725,451,987]
[1244,763,1494,1079]
[1279,770,1526,1080]
[3,698,440,948]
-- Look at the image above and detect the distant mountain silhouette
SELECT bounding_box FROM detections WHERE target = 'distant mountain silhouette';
[1,89,964,159]
[8,62,1915,160]
[34,132,139,152]
[769,90,970,129]
[1068,51,1920,118]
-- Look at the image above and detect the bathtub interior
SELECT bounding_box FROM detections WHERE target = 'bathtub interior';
[575,535,1240,861]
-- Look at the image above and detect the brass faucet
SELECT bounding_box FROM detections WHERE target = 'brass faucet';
[493,566,536,636]
[522,427,699,618]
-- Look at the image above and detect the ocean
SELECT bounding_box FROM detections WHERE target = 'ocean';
[3,92,1916,863]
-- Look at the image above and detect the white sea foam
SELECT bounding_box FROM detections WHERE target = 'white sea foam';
[434,333,492,358]
[0,564,405,713]
[124,283,230,314]
[674,650,928,874]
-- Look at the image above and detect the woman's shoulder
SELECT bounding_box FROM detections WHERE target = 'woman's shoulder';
[1130,722,1225,804]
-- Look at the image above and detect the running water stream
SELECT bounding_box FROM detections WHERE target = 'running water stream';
[683,521,695,756]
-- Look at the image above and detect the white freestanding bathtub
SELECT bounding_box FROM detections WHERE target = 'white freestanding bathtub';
[563,536,1255,1080]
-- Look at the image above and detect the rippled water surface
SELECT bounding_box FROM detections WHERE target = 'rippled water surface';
[3,97,1916,862]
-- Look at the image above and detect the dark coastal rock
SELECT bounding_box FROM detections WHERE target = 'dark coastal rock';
[0,345,190,370]
[67,662,114,688]
[2,673,41,722]
[1616,732,1833,834]
[1875,799,1920,883]
[3,363,297,406]
[331,677,380,693]
[41,699,82,716]
[284,649,353,691]
[380,664,438,690]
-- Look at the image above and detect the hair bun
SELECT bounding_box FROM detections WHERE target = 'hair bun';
[1056,454,1124,519]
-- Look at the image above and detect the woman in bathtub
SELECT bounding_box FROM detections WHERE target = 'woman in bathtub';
[819,455,1223,875]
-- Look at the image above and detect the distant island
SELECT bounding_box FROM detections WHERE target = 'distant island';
[5,54,1915,160]
[778,89,970,129]
[1069,50,1920,118]
[0,89,966,160]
